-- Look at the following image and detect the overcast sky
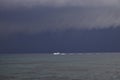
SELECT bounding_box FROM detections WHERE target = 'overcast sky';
[0,0,120,52]
[0,0,120,35]
[0,0,120,8]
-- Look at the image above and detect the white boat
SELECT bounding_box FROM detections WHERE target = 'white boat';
[53,52,60,55]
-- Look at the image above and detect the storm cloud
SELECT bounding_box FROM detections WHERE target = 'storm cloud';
[0,0,120,9]
[0,0,120,35]
[0,0,120,52]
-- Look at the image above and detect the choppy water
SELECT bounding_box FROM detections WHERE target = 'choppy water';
[0,53,120,80]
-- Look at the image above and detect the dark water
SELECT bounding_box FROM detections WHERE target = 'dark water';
[0,53,120,80]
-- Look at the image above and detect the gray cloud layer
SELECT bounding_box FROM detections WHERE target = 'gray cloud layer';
[0,0,120,9]
[0,0,120,36]
[0,7,120,36]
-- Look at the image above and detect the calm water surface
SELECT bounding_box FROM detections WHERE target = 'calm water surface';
[0,53,120,80]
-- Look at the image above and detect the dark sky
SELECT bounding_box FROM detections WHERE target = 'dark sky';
[0,0,120,53]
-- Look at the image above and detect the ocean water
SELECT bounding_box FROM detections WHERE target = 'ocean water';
[0,53,120,80]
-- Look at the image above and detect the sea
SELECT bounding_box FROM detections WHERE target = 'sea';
[0,53,120,80]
